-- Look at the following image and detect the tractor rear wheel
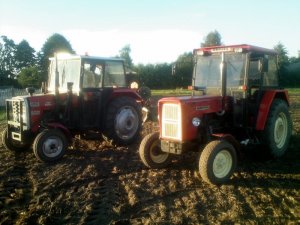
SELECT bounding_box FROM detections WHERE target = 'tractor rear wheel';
[33,129,67,163]
[2,128,29,152]
[139,132,172,168]
[105,97,142,145]
[261,99,292,158]
[199,140,237,185]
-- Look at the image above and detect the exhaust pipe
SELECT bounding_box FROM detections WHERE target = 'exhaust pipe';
[220,52,227,112]
[55,53,59,97]
[220,52,227,98]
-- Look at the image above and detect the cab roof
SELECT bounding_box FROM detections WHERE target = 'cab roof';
[194,44,277,55]
[49,54,124,62]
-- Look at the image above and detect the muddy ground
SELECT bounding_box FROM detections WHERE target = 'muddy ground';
[0,96,300,225]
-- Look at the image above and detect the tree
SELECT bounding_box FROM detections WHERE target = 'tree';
[274,42,289,67]
[38,33,75,81]
[119,44,133,69]
[135,63,173,89]
[0,36,17,85]
[274,42,289,86]
[17,66,42,88]
[201,30,222,47]
[15,40,36,72]
[173,52,193,88]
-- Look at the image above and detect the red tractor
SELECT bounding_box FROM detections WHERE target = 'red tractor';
[139,44,292,185]
[2,54,144,162]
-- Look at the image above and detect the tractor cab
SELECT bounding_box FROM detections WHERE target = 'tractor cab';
[192,44,284,129]
[47,54,132,129]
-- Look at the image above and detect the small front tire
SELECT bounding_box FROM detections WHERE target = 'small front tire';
[33,129,68,163]
[139,132,172,169]
[199,140,237,185]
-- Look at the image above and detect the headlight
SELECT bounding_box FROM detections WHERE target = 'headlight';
[192,117,201,127]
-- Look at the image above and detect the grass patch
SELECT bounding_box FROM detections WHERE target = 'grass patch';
[152,89,191,96]
[151,88,300,96]
[287,88,300,95]
[0,107,6,122]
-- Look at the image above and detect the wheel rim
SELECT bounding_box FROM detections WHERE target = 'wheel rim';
[274,112,288,149]
[115,106,139,140]
[213,150,233,179]
[42,136,63,158]
[149,140,169,164]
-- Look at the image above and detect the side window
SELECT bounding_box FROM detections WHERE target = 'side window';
[248,59,260,87]
[104,61,126,87]
[263,55,278,87]
[83,63,103,88]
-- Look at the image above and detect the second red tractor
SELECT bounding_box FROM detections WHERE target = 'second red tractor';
[139,44,292,185]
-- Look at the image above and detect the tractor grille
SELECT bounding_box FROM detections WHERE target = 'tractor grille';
[161,103,182,140]
[6,99,28,130]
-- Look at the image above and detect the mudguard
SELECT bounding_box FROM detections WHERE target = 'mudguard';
[255,90,289,130]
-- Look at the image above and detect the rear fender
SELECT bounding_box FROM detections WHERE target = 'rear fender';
[110,89,143,103]
[255,90,289,130]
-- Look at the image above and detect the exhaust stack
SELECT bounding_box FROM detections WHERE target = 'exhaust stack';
[220,52,227,98]
[55,53,59,96]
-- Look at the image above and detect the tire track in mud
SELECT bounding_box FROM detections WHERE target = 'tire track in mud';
[0,148,33,225]
[80,177,124,225]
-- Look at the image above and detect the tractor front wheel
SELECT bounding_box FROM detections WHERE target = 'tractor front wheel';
[139,132,172,168]
[261,99,292,158]
[33,129,68,163]
[2,128,30,152]
[199,140,237,185]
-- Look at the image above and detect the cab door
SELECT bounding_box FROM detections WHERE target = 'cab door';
[81,62,104,128]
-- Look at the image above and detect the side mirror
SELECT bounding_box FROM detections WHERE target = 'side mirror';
[26,87,35,96]
[258,58,268,73]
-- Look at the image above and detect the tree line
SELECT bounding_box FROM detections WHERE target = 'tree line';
[0,31,299,90]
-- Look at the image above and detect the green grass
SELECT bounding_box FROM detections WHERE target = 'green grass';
[0,107,6,122]
[152,89,192,96]
[152,88,300,96]
[287,88,300,95]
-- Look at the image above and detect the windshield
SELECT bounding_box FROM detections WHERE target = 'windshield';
[194,53,246,94]
[48,58,81,93]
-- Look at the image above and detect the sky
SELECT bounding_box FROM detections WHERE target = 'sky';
[1,0,300,64]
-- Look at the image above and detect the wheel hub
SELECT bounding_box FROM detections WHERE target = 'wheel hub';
[274,112,288,149]
[43,137,63,157]
[115,106,139,140]
[213,150,233,179]
[149,141,169,163]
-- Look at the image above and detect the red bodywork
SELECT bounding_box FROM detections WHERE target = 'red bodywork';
[256,90,289,130]
[25,88,142,134]
[194,44,277,55]
[158,95,224,141]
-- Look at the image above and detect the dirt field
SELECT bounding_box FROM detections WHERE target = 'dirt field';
[0,95,300,225]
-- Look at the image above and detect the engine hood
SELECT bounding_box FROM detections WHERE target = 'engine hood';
[158,95,223,114]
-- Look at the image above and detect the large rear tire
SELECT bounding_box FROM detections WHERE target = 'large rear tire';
[139,132,172,168]
[2,128,29,152]
[261,99,292,158]
[33,129,67,163]
[105,97,142,145]
[199,140,237,185]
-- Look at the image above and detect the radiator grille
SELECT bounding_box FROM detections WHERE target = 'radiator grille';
[161,103,181,140]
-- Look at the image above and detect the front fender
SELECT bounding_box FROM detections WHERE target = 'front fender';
[45,122,72,142]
